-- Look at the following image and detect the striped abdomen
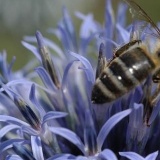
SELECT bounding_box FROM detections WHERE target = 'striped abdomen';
[91,47,155,104]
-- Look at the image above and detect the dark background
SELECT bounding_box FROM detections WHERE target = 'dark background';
[0,0,159,69]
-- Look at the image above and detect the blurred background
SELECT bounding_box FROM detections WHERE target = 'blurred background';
[0,0,159,69]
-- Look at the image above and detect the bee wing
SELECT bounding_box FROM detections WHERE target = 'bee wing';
[123,0,160,38]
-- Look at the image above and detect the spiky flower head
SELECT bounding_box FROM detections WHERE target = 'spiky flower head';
[0,0,160,160]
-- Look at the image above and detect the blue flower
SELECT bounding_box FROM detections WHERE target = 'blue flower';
[0,0,160,160]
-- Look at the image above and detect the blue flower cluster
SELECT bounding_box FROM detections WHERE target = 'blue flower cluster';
[0,0,160,160]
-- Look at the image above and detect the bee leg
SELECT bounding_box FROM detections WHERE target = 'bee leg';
[95,43,107,79]
[152,68,160,83]
[150,68,160,103]
[143,74,160,126]
[141,77,152,126]
[142,77,160,126]
[143,83,160,126]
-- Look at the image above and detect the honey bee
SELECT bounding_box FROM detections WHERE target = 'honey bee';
[91,0,160,104]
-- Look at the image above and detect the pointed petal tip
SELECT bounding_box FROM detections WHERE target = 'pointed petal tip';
[35,31,44,49]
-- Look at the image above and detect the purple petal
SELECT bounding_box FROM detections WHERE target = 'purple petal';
[117,2,128,27]
[0,115,29,126]
[24,35,64,60]
[62,6,78,52]
[2,79,53,96]
[116,23,130,43]
[97,108,132,151]
[42,111,67,125]
[13,95,41,130]
[21,41,41,62]
[77,13,97,39]
[119,152,144,160]
[0,139,25,154]
[145,151,158,160]
[61,60,79,120]
[57,24,70,52]
[8,56,16,78]
[13,142,36,160]
[129,103,143,127]
[75,156,88,160]
[36,31,61,89]
[35,31,45,49]
[35,66,57,91]
[47,28,61,39]
[42,38,64,59]
[126,103,149,152]
[6,155,23,160]
[76,12,99,55]
[31,136,44,160]
[49,127,86,155]
[105,0,115,58]
[0,124,20,140]
[69,51,94,84]
[21,125,38,135]
[0,51,9,80]
[84,110,97,154]
[99,149,118,160]
[29,83,46,119]
[47,154,76,160]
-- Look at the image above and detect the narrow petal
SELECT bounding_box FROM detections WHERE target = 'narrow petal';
[49,127,86,155]
[117,2,128,27]
[13,143,36,160]
[0,139,25,154]
[105,0,115,58]
[21,41,41,62]
[42,111,67,125]
[29,83,46,119]
[47,154,76,160]
[8,56,16,78]
[36,31,61,89]
[62,6,78,52]
[6,155,23,160]
[69,51,94,84]
[31,136,44,160]
[129,103,143,128]
[116,24,130,43]
[145,151,158,160]
[77,13,96,39]
[57,24,70,52]
[35,66,57,91]
[14,95,41,130]
[24,35,64,60]
[75,156,88,160]
[119,152,144,160]
[99,149,118,160]
[97,108,132,151]
[76,12,99,55]
[0,115,29,126]
[84,109,97,155]
[0,124,20,140]
[1,79,54,95]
